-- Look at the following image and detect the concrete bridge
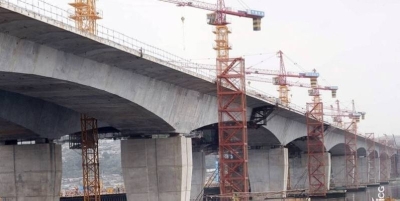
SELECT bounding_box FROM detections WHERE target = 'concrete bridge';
[0,1,398,200]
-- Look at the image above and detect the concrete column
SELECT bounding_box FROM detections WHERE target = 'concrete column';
[0,143,62,201]
[190,152,206,201]
[357,156,368,184]
[289,153,331,191]
[331,155,346,187]
[248,147,288,199]
[121,136,192,201]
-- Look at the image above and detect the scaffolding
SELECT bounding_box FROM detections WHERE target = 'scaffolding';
[365,133,376,183]
[380,136,390,182]
[217,57,248,199]
[306,102,326,196]
[70,115,101,201]
[344,120,358,188]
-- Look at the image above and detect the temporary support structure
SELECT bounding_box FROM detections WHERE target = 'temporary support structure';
[70,115,101,201]
[380,136,390,182]
[365,133,376,183]
[80,115,101,201]
[345,120,358,188]
[217,57,248,198]
[306,102,326,196]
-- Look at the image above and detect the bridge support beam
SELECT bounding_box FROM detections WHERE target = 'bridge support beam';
[0,143,62,201]
[289,152,331,191]
[358,156,368,184]
[121,136,192,201]
[248,147,288,199]
[190,151,206,201]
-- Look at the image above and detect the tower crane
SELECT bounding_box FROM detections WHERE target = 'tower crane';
[246,76,338,101]
[68,1,102,201]
[160,0,264,198]
[246,50,321,106]
[323,100,365,128]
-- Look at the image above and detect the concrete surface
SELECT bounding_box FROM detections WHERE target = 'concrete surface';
[0,143,62,201]
[121,136,192,201]
[190,152,206,201]
[248,147,288,199]
[358,157,368,184]
[289,153,331,191]
[331,155,346,187]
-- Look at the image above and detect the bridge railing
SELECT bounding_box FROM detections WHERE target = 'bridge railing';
[0,0,216,78]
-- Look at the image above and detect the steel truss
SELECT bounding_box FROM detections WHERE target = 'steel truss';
[365,133,376,183]
[217,57,248,199]
[306,102,327,196]
[69,0,101,34]
[80,114,101,201]
[379,138,389,182]
[344,121,358,187]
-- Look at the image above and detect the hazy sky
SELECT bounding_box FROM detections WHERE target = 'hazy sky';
[49,0,400,137]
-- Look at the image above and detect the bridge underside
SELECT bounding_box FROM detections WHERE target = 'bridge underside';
[0,72,175,136]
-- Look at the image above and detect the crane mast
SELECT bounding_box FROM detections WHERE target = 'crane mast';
[69,0,102,34]
[68,1,102,201]
[277,51,289,105]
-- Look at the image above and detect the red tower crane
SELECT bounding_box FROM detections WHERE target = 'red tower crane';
[246,50,321,106]
[160,0,264,198]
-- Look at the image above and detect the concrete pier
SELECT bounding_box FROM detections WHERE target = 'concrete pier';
[121,136,192,201]
[0,143,62,201]
[289,153,331,191]
[248,147,288,199]
[190,152,206,201]
[331,155,346,187]
[358,156,368,184]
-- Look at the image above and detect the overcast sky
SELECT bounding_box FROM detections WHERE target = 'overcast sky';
[50,0,400,137]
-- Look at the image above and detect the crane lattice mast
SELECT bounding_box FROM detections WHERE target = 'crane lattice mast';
[68,2,102,201]
[69,0,102,34]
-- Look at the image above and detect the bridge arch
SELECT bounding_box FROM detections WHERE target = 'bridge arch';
[357,147,367,157]
[329,143,350,156]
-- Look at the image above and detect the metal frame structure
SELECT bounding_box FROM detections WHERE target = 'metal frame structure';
[379,136,389,182]
[69,0,102,34]
[217,57,248,198]
[365,133,376,183]
[276,51,289,105]
[344,120,358,188]
[80,114,101,201]
[306,102,326,196]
